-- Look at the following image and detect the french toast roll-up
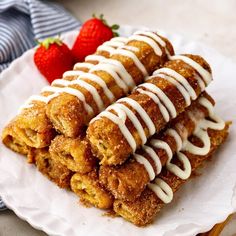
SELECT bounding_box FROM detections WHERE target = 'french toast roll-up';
[114,120,229,226]
[99,92,214,201]
[46,31,174,138]
[2,119,32,156]
[71,169,114,209]
[49,135,97,173]
[1,120,42,164]
[88,54,212,166]
[1,37,127,150]
[35,148,73,189]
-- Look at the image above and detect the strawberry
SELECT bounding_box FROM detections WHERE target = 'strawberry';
[72,14,119,62]
[34,37,75,84]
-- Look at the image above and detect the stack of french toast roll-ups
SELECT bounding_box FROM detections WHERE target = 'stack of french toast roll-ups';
[2,31,229,226]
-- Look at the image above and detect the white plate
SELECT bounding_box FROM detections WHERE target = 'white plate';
[0,25,236,236]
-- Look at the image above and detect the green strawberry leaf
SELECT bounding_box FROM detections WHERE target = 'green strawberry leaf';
[91,13,120,37]
[37,37,62,50]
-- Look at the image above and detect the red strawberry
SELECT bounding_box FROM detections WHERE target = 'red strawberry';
[34,37,75,84]
[72,14,119,62]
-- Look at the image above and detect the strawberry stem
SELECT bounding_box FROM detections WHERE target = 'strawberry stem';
[36,36,62,50]
[92,13,120,37]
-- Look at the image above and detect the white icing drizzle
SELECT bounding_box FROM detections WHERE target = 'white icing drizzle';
[90,63,129,93]
[121,45,139,52]
[96,37,128,54]
[85,55,106,62]
[150,139,173,162]
[128,35,162,56]
[91,56,212,156]
[195,73,206,92]
[165,128,182,152]
[20,31,168,113]
[134,31,172,56]
[198,97,225,130]
[94,108,137,152]
[69,79,104,112]
[166,152,192,180]
[103,58,135,89]
[134,154,155,180]
[181,97,224,156]
[136,88,170,122]
[112,49,148,77]
[93,100,148,146]
[20,39,140,112]
[139,83,177,118]
[156,73,191,106]
[79,73,115,102]
[182,127,211,155]
[41,86,60,93]
[48,72,113,114]
[46,86,93,115]
[18,95,48,112]
[111,37,128,43]
[66,37,127,78]
[62,70,85,78]
[51,79,71,87]
[97,45,116,54]
[153,68,198,98]
[134,31,166,47]
[114,103,147,145]
[73,62,94,70]
[103,41,125,48]
[119,97,156,136]
[91,94,159,149]
[169,55,212,85]
[142,145,162,175]
[148,178,173,204]
[145,97,225,203]
[89,55,215,174]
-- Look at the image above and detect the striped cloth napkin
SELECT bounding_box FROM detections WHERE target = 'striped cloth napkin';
[0,0,81,210]
[0,0,81,73]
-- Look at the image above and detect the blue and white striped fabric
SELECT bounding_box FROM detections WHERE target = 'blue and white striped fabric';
[0,0,81,72]
[0,198,7,211]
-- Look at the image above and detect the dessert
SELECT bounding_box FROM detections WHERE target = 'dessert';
[88,54,212,165]
[35,148,73,189]
[71,170,113,209]
[49,135,96,173]
[99,92,214,201]
[46,31,174,137]
[2,36,130,151]
[113,124,229,226]
[1,30,230,227]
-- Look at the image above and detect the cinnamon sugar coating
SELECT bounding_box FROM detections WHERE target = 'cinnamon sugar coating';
[46,34,174,138]
[99,92,214,201]
[88,55,211,166]
[35,148,73,189]
[71,169,114,209]
[49,134,97,173]
[113,124,229,226]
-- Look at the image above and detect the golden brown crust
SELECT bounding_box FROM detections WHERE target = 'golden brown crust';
[99,92,214,201]
[35,148,73,189]
[49,135,97,173]
[1,40,117,151]
[71,170,114,209]
[2,104,56,149]
[113,123,229,226]
[46,33,174,138]
[88,55,211,166]
[2,120,31,155]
